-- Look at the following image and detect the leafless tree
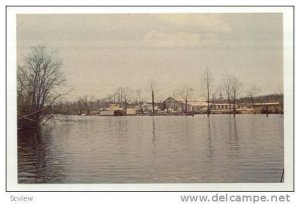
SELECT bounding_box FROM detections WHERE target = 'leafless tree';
[222,74,242,116]
[116,87,124,103]
[247,86,259,108]
[17,46,68,129]
[17,65,31,117]
[115,87,133,113]
[230,76,242,117]
[202,67,213,117]
[211,85,222,103]
[77,97,85,115]
[177,87,193,114]
[78,95,95,115]
[122,87,132,113]
[149,81,159,115]
[222,74,233,112]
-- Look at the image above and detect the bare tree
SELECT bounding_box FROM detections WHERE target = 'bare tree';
[114,87,133,113]
[17,65,31,117]
[222,74,234,112]
[116,87,123,103]
[230,76,242,117]
[83,96,95,115]
[177,87,193,114]
[121,87,132,113]
[222,74,242,116]
[211,85,222,103]
[202,67,213,117]
[17,46,68,129]
[77,97,86,115]
[247,86,259,108]
[149,81,159,115]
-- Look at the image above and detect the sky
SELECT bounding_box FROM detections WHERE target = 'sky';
[17,13,283,101]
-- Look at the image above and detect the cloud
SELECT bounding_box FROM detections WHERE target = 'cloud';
[142,31,201,48]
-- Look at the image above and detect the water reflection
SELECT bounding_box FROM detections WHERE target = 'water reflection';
[18,115,284,183]
[184,116,190,138]
[151,117,156,154]
[207,117,214,159]
[18,127,69,183]
[117,119,129,155]
[224,115,240,159]
[206,117,216,179]
[18,128,44,183]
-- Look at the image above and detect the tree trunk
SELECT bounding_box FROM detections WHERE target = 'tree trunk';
[207,71,210,117]
[207,88,210,117]
[151,90,155,115]
[185,99,188,114]
[228,93,231,112]
[233,91,236,117]
[124,99,127,115]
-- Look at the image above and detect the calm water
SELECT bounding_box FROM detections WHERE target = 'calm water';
[18,114,283,183]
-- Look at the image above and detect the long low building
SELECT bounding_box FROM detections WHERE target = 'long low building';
[188,101,209,113]
[210,101,283,114]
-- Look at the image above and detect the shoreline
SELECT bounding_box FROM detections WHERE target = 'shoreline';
[55,112,284,117]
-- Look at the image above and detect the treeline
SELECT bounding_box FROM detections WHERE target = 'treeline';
[237,94,283,104]
[50,93,284,116]
[51,88,145,115]
[51,96,106,115]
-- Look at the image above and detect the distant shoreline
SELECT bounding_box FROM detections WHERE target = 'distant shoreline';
[57,112,284,117]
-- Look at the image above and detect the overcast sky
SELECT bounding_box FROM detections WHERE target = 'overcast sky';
[17,13,283,101]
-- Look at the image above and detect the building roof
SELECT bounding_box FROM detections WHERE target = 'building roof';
[188,101,209,107]
[253,102,281,106]
[163,97,179,103]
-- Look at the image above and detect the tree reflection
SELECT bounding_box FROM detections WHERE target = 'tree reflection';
[116,118,129,155]
[152,117,156,154]
[227,115,240,158]
[207,117,214,159]
[152,117,156,143]
[184,116,190,138]
[18,126,68,183]
[206,116,216,176]
[18,128,44,183]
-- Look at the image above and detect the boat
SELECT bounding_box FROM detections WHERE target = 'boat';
[100,103,126,116]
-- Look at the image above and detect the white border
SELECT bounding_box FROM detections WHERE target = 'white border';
[6,6,294,191]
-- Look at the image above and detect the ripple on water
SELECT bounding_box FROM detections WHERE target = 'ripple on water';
[18,115,284,183]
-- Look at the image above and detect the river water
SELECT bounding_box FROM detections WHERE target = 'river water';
[18,114,283,183]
